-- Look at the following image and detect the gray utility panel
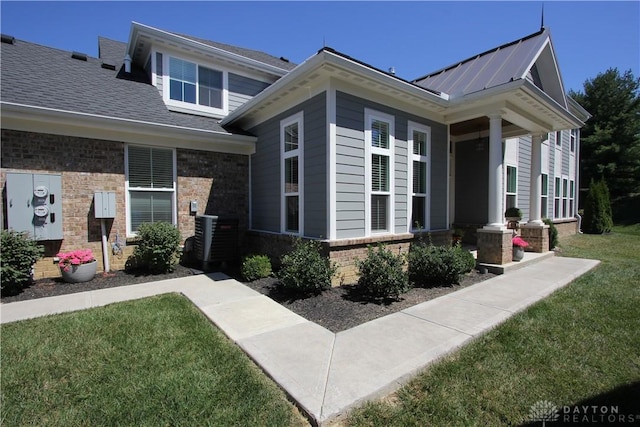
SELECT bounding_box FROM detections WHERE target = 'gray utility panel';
[5,172,63,240]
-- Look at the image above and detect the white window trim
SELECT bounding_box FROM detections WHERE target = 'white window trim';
[554,176,562,219]
[562,175,569,219]
[162,53,229,118]
[570,129,577,153]
[280,111,304,235]
[569,179,576,217]
[408,121,431,231]
[124,144,178,237]
[505,164,518,210]
[541,173,549,219]
[364,109,394,236]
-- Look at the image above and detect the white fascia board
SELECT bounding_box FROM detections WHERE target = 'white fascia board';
[222,49,450,127]
[1,102,256,155]
[520,81,584,129]
[128,22,290,77]
[567,96,591,122]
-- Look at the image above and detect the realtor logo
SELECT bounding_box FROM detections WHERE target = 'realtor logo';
[529,400,560,426]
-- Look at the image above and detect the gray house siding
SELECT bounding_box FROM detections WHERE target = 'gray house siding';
[249,92,327,237]
[517,135,532,221]
[228,73,270,112]
[335,91,448,238]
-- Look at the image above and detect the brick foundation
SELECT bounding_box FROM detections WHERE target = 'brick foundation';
[477,228,513,265]
[247,229,452,286]
[521,223,550,253]
[1,129,248,279]
[553,219,579,237]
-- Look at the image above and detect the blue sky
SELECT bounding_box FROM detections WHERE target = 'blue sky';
[1,1,638,93]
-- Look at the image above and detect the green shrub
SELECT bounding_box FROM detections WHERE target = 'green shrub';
[277,239,336,295]
[1,230,44,295]
[126,222,182,274]
[241,255,272,281]
[356,244,409,300]
[453,243,476,275]
[543,218,559,249]
[582,178,613,234]
[408,242,472,287]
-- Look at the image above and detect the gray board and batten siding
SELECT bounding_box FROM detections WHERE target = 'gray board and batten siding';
[249,92,328,238]
[335,91,448,239]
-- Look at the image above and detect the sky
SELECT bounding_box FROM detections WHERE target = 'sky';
[0,1,638,93]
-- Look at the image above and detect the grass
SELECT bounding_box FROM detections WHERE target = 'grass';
[1,294,307,427]
[346,225,640,426]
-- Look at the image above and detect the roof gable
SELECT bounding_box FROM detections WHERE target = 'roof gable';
[413,28,568,108]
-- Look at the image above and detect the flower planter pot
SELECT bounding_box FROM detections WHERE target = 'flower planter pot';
[512,246,525,262]
[61,260,97,283]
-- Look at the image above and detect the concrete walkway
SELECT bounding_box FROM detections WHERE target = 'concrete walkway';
[1,256,599,426]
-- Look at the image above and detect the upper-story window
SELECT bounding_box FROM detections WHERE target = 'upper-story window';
[165,55,227,117]
[169,57,223,108]
[570,129,577,153]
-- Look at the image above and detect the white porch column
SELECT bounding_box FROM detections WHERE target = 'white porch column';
[485,113,505,229]
[528,134,544,225]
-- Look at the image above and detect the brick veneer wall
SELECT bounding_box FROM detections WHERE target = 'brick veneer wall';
[248,229,452,287]
[1,129,248,279]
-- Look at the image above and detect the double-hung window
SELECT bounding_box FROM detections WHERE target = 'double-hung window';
[562,177,569,218]
[281,113,303,234]
[168,56,225,114]
[409,122,430,230]
[126,145,176,235]
[570,129,577,153]
[541,173,549,218]
[569,180,575,217]
[554,177,561,219]
[366,110,394,234]
[506,165,517,209]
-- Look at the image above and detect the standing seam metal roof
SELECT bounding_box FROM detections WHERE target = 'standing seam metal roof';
[413,28,549,96]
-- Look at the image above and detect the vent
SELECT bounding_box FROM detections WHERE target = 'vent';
[1,34,15,45]
[71,51,88,61]
[279,56,290,63]
[101,60,116,70]
[194,215,239,270]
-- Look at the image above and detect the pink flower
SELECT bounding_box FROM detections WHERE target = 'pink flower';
[512,236,529,248]
[57,249,96,272]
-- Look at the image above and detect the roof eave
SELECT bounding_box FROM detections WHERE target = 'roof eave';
[1,101,256,155]
[222,48,450,127]
[127,22,290,77]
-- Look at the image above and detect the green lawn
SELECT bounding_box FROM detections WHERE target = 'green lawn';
[346,226,640,426]
[1,294,307,427]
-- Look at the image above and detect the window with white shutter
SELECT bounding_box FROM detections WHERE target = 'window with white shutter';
[365,110,394,234]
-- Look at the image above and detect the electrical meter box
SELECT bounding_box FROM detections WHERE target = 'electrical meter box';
[94,191,116,218]
[5,173,63,240]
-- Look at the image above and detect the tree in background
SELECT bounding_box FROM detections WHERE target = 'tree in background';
[569,68,640,222]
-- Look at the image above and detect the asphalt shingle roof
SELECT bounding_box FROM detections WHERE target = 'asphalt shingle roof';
[0,37,262,134]
[170,32,297,71]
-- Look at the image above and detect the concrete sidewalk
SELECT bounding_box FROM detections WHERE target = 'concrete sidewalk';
[1,256,599,426]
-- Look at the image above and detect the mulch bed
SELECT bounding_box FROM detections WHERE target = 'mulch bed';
[2,266,496,333]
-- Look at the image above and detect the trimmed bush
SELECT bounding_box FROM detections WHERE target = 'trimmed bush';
[241,255,272,281]
[126,222,182,274]
[582,178,613,234]
[356,244,409,300]
[408,242,473,287]
[277,239,336,295]
[543,218,559,249]
[1,230,44,295]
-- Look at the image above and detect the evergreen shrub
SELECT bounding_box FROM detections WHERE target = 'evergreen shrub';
[356,244,409,300]
[277,239,336,295]
[241,255,272,281]
[1,230,44,295]
[582,178,614,234]
[126,222,182,274]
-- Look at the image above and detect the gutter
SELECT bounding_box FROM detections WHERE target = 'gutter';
[1,102,257,155]
[222,48,450,127]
